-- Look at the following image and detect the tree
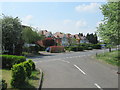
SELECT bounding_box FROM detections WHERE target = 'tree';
[97,1,120,45]
[22,26,44,53]
[86,33,98,44]
[1,16,23,55]
[22,26,43,44]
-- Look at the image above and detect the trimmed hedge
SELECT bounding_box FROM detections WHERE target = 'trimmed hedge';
[10,60,35,88]
[92,44,101,49]
[0,79,7,90]
[11,63,26,88]
[50,46,65,53]
[0,55,26,69]
[69,46,84,51]
[23,61,32,78]
[28,59,35,70]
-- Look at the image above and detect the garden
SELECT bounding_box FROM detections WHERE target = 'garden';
[0,55,40,89]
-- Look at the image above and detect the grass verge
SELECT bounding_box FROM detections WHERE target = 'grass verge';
[1,69,40,89]
[96,50,120,66]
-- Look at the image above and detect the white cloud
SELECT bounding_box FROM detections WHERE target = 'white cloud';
[76,20,87,27]
[24,15,33,21]
[21,15,33,26]
[63,19,72,24]
[75,3,100,13]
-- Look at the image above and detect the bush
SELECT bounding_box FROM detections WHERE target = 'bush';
[69,46,77,51]
[11,63,26,88]
[0,79,7,90]
[77,46,84,51]
[86,47,93,50]
[69,46,84,51]
[0,55,26,69]
[28,59,35,70]
[23,61,32,78]
[92,44,101,49]
[50,46,65,53]
[78,43,93,50]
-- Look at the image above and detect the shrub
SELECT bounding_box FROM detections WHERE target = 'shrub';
[23,61,32,78]
[77,46,84,51]
[0,55,26,69]
[86,47,93,50]
[11,63,26,88]
[28,59,35,70]
[92,44,101,49]
[0,79,7,90]
[69,46,84,51]
[50,46,65,53]
[69,46,77,51]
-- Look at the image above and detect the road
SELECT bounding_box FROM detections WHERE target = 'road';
[28,49,118,89]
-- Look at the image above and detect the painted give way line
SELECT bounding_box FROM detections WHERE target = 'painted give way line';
[74,64,86,75]
[94,83,103,90]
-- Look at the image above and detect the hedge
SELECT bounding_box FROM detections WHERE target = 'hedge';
[0,55,26,69]
[50,46,65,53]
[11,63,26,88]
[23,61,32,78]
[28,59,35,70]
[69,46,84,51]
[0,79,7,90]
[92,44,101,49]
[10,59,35,88]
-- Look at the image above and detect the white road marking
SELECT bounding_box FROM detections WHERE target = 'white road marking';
[74,64,86,75]
[37,59,60,63]
[94,83,103,90]
[61,60,70,63]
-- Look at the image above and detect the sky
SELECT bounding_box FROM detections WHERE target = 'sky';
[1,1,106,35]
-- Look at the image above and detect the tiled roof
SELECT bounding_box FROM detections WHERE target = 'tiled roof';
[54,32,64,38]
[74,34,80,39]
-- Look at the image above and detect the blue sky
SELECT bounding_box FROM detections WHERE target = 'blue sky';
[1,2,106,35]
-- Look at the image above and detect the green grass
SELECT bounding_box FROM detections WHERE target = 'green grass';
[1,69,40,89]
[96,50,120,66]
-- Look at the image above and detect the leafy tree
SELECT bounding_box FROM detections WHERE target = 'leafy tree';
[86,33,98,44]
[78,33,83,36]
[22,26,43,44]
[22,26,45,53]
[1,15,23,55]
[97,1,120,45]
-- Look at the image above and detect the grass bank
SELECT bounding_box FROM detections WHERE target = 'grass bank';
[1,69,40,89]
[96,50,120,66]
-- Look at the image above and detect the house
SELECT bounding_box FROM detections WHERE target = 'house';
[62,34,69,47]
[74,34,80,44]
[53,32,69,46]
[80,36,89,43]
[38,30,53,37]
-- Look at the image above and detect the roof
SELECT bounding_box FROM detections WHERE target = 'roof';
[39,30,53,37]
[74,34,80,39]
[54,32,64,38]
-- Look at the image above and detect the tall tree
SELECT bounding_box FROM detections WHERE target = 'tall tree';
[22,26,44,44]
[1,16,23,55]
[97,1,120,45]
[86,33,98,44]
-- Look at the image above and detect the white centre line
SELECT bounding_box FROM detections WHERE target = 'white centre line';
[61,60,70,63]
[74,64,86,75]
[94,83,103,90]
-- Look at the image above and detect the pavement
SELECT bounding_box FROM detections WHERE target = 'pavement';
[27,49,118,89]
